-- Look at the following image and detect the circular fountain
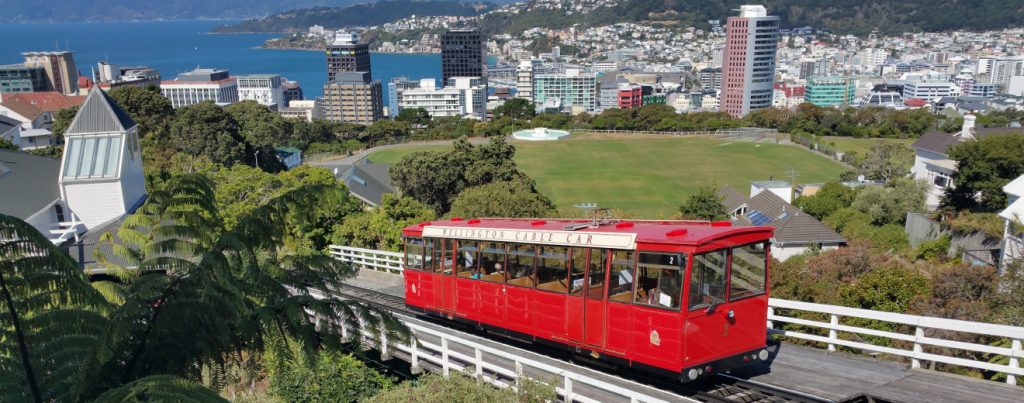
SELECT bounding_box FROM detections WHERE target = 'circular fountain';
[511,127,570,141]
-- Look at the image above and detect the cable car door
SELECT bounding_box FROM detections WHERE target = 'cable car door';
[582,249,609,349]
[439,239,457,314]
[684,250,732,368]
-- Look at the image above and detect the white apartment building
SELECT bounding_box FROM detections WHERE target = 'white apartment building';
[516,60,537,102]
[237,74,285,110]
[902,80,960,99]
[400,77,486,120]
[279,99,323,122]
[533,69,598,114]
[160,68,238,109]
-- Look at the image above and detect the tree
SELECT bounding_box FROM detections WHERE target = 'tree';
[944,134,1024,211]
[108,85,174,138]
[679,185,727,221]
[793,182,858,220]
[26,145,63,158]
[362,119,411,145]
[169,101,251,166]
[850,178,928,225]
[0,174,407,401]
[860,140,912,182]
[225,100,293,149]
[50,105,79,138]
[492,98,536,120]
[390,137,531,215]
[0,137,17,150]
[449,178,555,219]
[395,107,431,126]
[331,194,436,252]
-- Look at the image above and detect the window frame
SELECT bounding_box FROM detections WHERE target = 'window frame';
[505,243,537,288]
[404,237,426,271]
[687,249,729,311]
[606,250,636,304]
[728,241,768,302]
[632,252,685,311]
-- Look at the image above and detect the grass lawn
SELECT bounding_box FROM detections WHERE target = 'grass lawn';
[820,136,917,157]
[369,135,846,218]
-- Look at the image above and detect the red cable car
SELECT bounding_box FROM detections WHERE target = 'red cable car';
[401,218,773,382]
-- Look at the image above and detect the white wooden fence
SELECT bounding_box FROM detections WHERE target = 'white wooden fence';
[329,245,1024,385]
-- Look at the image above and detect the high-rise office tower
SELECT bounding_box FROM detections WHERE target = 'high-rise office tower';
[441,29,486,86]
[720,5,779,117]
[22,51,78,94]
[327,32,371,82]
[322,72,383,125]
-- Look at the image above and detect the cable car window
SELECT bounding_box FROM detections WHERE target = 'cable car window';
[405,237,425,271]
[634,253,684,310]
[585,250,607,299]
[730,242,767,301]
[507,244,536,288]
[607,250,635,303]
[425,238,439,273]
[478,242,506,283]
[689,250,728,310]
[456,241,480,279]
[536,246,569,293]
[440,239,455,275]
[569,248,589,296]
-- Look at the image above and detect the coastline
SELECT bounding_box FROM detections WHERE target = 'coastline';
[260,44,439,55]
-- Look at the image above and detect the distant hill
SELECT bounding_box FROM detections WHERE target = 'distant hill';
[0,0,511,23]
[213,1,496,33]
[479,0,1024,36]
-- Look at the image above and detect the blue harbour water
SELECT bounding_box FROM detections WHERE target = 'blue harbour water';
[0,20,441,102]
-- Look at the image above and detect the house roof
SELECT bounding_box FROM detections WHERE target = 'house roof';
[0,149,61,220]
[345,163,396,206]
[0,115,18,132]
[718,185,844,246]
[65,88,137,134]
[1004,174,1024,198]
[913,128,1024,156]
[0,92,86,120]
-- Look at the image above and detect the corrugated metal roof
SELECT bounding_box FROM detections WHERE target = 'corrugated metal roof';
[65,88,136,135]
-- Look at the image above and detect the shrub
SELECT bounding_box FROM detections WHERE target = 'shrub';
[271,351,392,403]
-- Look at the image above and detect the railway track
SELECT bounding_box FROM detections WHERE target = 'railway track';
[330,283,835,403]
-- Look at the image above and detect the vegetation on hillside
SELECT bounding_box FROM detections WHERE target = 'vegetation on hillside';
[213,1,495,33]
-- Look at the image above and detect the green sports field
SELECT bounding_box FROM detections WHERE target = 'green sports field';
[370,135,846,218]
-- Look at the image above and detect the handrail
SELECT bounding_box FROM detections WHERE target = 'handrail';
[329,244,1024,386]
[306,287,687,403]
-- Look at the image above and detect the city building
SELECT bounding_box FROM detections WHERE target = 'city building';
[516,60,537,102]
[159,68,238,108]
[282,80,304,103]
[89,65,162,92]
[902,80,960,100]
[322,72,383,125]
[387,77,421,117]
[279,99,323,122]
[398,77,486,120]
[720,5,780,117]
[985,56,1024,92]
[0,92,86,146]
[533,69,598,114]
[0,63,49,94]
[22,51,78,95]
[773,82,805,109]
[237,74,286,110]
[441,29,486,86]
[698,67,722,91]
[805,76,857,107]
[617,84,642,109]
[327,33,371,82]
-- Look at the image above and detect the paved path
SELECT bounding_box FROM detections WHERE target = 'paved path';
[310,138,492,167]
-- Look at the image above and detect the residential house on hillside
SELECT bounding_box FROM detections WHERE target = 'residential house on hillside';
[999,174,1024,269]
[317,157,396,207]
[0,91,86,149]
[719,183,845,261]
[912,114,1024,209]
[0,115,19,147]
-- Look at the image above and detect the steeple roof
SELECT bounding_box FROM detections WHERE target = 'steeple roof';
[65,88,136,135]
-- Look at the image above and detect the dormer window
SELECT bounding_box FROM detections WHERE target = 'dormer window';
[63,136,122,179]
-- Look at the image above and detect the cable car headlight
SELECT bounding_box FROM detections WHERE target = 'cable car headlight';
[758,349,769,361]
[687,368,699,381]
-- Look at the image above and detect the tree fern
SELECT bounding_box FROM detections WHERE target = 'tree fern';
[0,214,110,403]
[92,375,227,402]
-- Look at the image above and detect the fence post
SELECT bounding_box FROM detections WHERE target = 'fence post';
[563,374,574,402]
[828,314,839,352]
[409,329,421,374]
[475,348,484,379]
[514,360,523,388]
[441,337,450,377]
[912,327,925,369]
[767,306,774,330]
[380,328,390,360]
[1009,339,1021,385]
